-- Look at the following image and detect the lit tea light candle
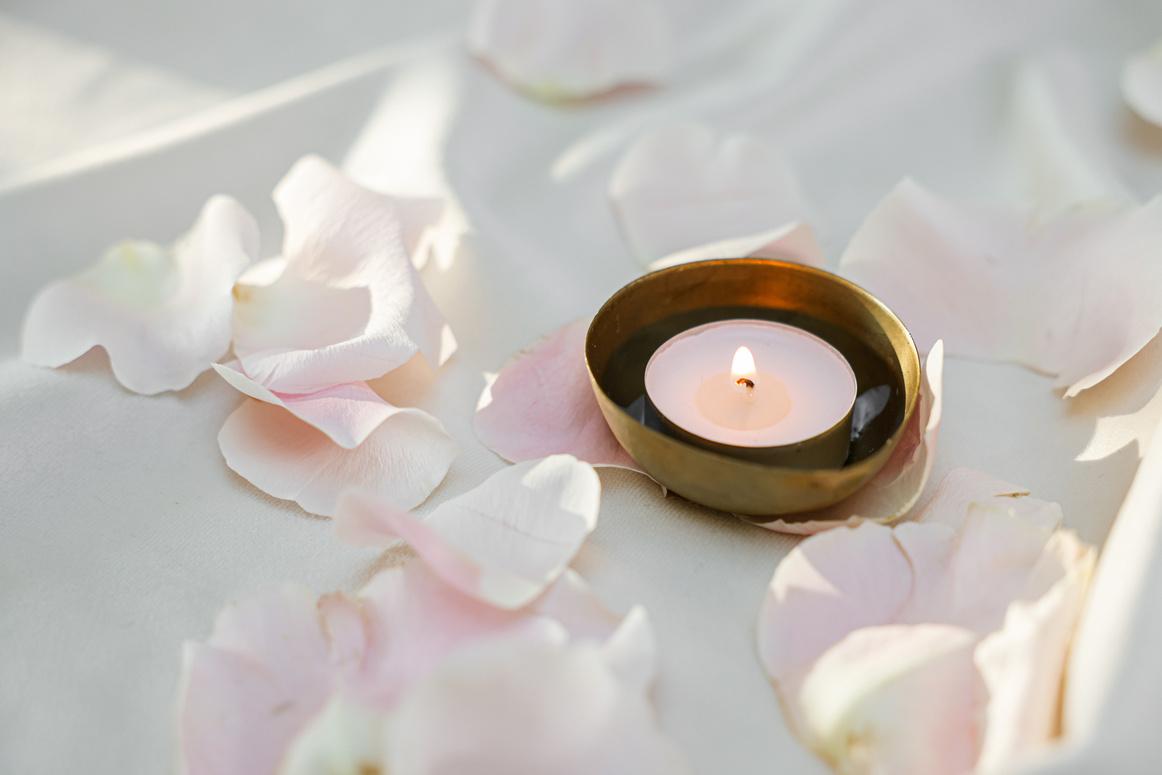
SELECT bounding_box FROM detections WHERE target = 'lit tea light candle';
[644,320,858,450]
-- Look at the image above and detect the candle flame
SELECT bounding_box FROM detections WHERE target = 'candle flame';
[732,346,756,381]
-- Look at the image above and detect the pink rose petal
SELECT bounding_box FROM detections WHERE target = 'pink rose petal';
[840,179,1162,396]
[232,155,454,395]
[759,340,944,535]
[280,633,684,775]
[213,361,396,449]
[474,318,642,471]
[181,546,671,775]
[350,561,564,711]
[757,468,1096,774]
[179,567,554,774]
[178,584,357,775]
[1123,40,1162,127]
[218,399,457,517]
[350,561,658,711]
[610,122,813,265]
[178,567,543,775]
[387,638,687,775]
[21,195,257,394]
[468,0,674,102]
[335,455,601,609]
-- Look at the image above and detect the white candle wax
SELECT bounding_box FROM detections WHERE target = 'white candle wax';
[644,319,858,448]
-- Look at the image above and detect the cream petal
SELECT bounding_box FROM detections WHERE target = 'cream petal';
[896,503,1058,633]
[910,466,1041,530]
[236,256,287,287]
[974,531,1096,773]
[213,362,397,449]
[647,221,826,272]
[218,399,457,517]
[386,639,688,775]
[474,318,642,471]
[394,196,446,270]
[21,195,257,394]
[798,624,985,775]
[279,695,388,775]
[1123,40,1162,127]
[840,180,1162,396]
[758,469,1097,775]
[178,584,357,775]
[759,341,944,535]
[468,0,673,102]
[232,275,373,354]
[757,521,915,735]
[232,155,453,394]
[336,455,600,609]
[610,122,812,265]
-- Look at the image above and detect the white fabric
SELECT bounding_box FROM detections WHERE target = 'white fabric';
[3,1,1162,773]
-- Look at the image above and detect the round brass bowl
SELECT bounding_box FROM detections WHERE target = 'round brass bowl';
[584,258,920,521]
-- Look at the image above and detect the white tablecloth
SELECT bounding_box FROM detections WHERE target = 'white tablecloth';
[4,1,1162,772]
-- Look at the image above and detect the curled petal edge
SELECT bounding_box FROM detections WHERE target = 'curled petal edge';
[333,455,601,610]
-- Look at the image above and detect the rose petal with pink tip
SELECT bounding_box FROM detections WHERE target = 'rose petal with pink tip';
[232,155,454,395]
[21,195,257,394]
[758,341,944,535]
[335,455,601,609]
[218,399,457,517]
[474,318,642,471]
[840,179,1162,396]
[213,361,396,449]
[610,122,813,266]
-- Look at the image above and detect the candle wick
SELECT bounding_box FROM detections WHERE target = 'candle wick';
[736,377,755,389]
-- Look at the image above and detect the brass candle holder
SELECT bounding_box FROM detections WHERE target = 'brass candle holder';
[584,258,920,520]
